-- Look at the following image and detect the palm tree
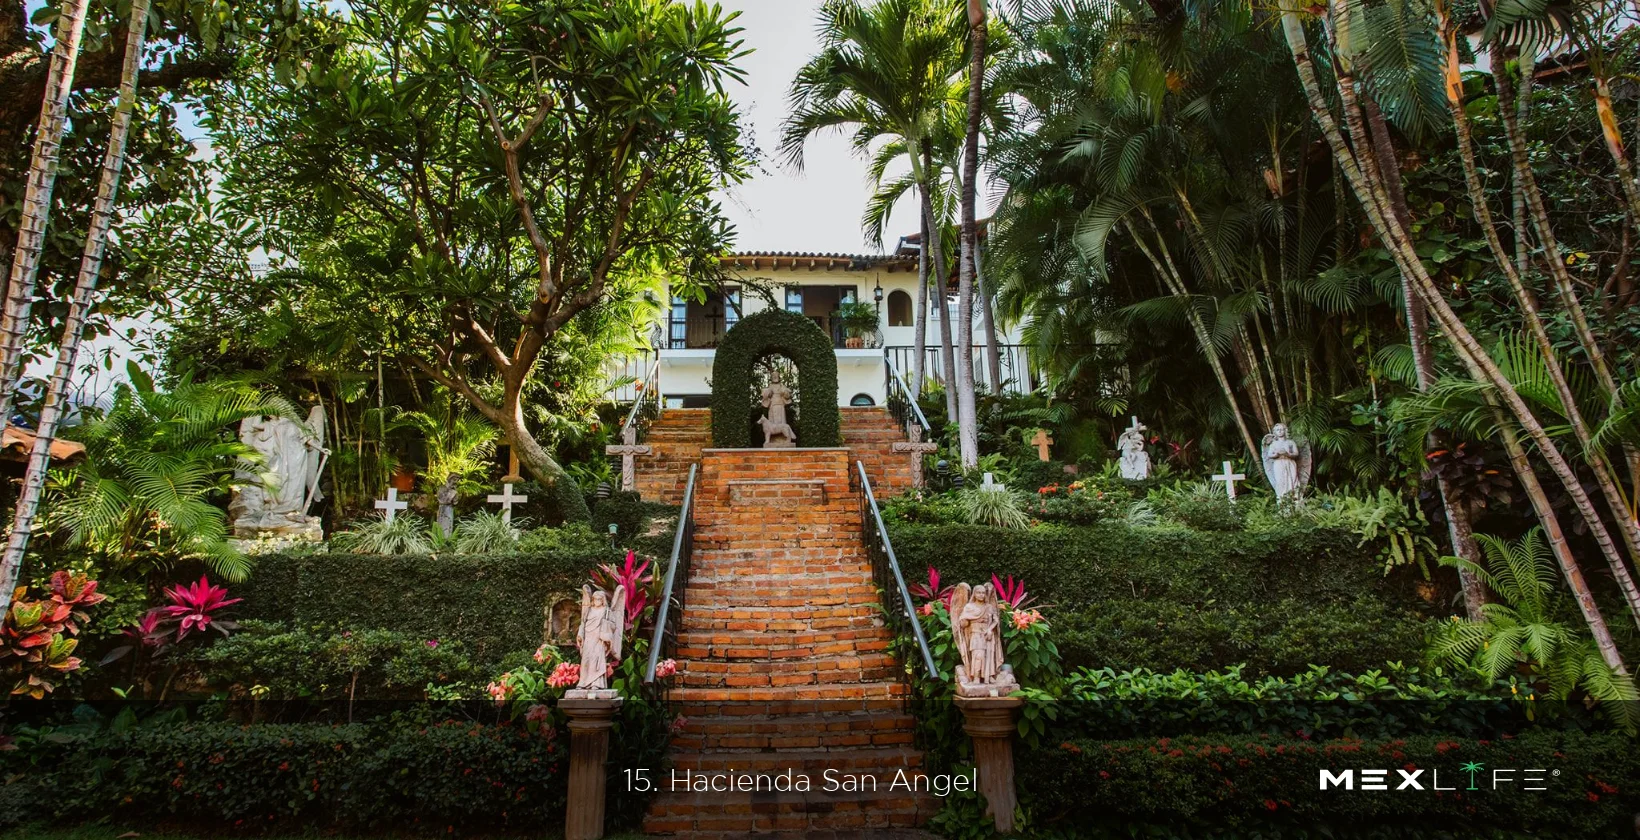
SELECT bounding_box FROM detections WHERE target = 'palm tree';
[1435,529,1637,731]
[0,0,155,619]
[952,0,991,468]
[0,0,94,427]
[782,0,969,405]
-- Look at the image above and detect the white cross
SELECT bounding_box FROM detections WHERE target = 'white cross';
[486,483,529,524]
[374,487,409,522]
[1211,461,1246,500]
[1128,416,1144,434]
[981,472,1000,491]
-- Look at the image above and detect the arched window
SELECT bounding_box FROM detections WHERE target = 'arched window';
[887,290,913,326]
[850,393,876,407]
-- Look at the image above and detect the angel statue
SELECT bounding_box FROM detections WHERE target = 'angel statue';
[759,369,797,448]
[568,584,627,698]
[1261,423,1312,502]
[947,582,1019,697]
[1117,418,1150,480]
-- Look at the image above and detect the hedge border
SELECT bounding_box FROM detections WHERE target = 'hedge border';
[709,308,841,448]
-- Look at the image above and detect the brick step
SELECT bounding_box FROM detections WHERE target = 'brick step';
[683,573,877,590]
[668,748,924,775]
[643,790,934,836]
[670,711,916,752]
[672,698,910,722]
[683,590,878,609]
[677,655,901,688]
[683,603,879,621]
[669,682,907,705]
[677,629,892,660]
[681,614,882,634]
[689,552,869,569]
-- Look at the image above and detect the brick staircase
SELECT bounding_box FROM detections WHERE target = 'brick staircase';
[636,408,915,505]
[643,448,934,838]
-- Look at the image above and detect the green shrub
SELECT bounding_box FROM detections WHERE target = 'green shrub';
[453,510,522,554]
[1053,663,1521,740]
[1017,730,1640,838]
[888,522,1433,674]
[1008,458,1073,491]
[187,621,481,707]
[13,721,566,833]
[592,490,647,545]
[240,540,616,665]
[330,514,434,555]
[959,485,1031,529]
[709,308,840,448]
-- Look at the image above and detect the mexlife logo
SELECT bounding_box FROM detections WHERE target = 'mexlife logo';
[1319,763,1557,792]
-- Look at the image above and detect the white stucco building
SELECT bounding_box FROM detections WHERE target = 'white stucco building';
[613,242,1032,408]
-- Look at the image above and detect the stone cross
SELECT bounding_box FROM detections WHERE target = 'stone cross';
[1128,416,1143,434]
[487,483,529,525]
[604,425,652,492]
[374,487,409,522]
[1211,461,1246,500]
[892,423,939,488]
[981,472,999,490]
[1030,429,1053,461]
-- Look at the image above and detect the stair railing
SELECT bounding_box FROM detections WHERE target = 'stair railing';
[619,355,662,442]
[883,354,932,440]
[644,463,697,684]
[856,460,937,676]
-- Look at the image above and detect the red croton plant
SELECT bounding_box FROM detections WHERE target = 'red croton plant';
[0,571,107,699]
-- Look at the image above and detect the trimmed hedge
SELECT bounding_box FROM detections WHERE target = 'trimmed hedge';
[242,545,616,664]
[1019,730,1640,837]
[1,721,566,833]
[709,308,841,448]
[888,522,1433,674]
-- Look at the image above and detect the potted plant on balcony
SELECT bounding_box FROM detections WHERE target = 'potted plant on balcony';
[836,301,880,349]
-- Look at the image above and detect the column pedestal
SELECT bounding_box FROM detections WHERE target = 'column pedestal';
[954,694,1024,833]
[561,696,623,840]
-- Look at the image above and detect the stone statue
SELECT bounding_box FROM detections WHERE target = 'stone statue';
[230,406,328,540]
[948,582,1019,698]
[758,370,797,448]
[567,584,627,698]
[435,474,460,537]
[1117,418,1151,480]
[1261,423,1312,501]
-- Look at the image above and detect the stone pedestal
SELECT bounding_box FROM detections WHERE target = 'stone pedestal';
[954,694,1024,834]
[561,696,623,840]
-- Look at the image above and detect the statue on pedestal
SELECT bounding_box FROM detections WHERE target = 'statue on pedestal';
[230,406,328,540]
[759,370,797,448]
[1117,417,1150,480]
[948,582,1019,698]
[1261,423,1312,501]
[567,584,627,699]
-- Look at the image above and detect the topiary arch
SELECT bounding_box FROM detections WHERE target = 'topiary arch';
[710,308,841,448]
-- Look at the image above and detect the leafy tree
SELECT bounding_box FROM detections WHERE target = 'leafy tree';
[167,0,752,509]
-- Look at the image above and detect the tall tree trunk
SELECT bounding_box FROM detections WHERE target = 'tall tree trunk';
[1127,214,1262,465]
[0,0,149,616]
[0,0,94,426]
[1490,396,1628,675]
[1284,3,1640,625]
[975,237,1003,392]
[912,187,930,396]
[1362,87,1486,617]
[500,386,588,522]
[922,145,957,422]
[953,0,987,470]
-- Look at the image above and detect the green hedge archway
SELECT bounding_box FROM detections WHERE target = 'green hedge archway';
[709,308,841,448]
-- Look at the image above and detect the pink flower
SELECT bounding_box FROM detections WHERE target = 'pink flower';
[525,704,551,723]
[1010,608,1045,631]
[486,678,514,705]
[654,658,678,679]
[533,643,555,664]
[593,551,653,629]
[425,639,439,649]
[158,576,242,640]
[919,602,936,616]
[991,574,1034,609]
[547,662,580,688]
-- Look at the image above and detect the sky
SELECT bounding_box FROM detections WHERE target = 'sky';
[717,0,919,255]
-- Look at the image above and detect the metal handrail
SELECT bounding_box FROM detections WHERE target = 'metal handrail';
[644,463,697,682]
[856,460,937,676]
[883,354,932,436]
[621,356,662,439]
